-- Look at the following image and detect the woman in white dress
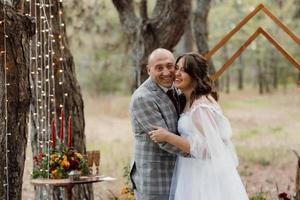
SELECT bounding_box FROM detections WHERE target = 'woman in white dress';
[149,53,249,200]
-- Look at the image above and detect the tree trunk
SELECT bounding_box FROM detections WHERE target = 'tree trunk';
[293,150,300,200]
[0,2,34,199]
[219,76,225,92]
[225,70,230,94]
[282,69,288,93]
[237,55,244,90]
[265,64,270,94]
[271,0,283,91]
[221,44,230,93]
[257,58,264,95]
[112,0,192,90]
[294,0,300,18]
[175,16,194,55]
[296,159,300,200]
[182,18,194,53]
[262,55,271,94]
[192,0,218,86]
[270,50,278,90]
[27,0,93,199]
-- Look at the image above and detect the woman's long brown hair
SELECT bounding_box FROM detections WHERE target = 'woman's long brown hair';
[176,52,218,106]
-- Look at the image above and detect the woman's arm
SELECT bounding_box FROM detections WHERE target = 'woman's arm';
[149,126,190,154]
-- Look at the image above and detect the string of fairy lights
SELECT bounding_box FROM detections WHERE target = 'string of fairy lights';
[25,0,65,183]
[24,0,66,178]
[1,0,66,197]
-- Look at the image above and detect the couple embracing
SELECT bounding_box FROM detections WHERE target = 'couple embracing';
[129,48,249,200]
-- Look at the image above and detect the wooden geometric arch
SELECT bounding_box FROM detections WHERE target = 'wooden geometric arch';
[205,3,300,81]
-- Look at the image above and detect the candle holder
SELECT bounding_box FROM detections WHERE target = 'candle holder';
[86,151,94,175]
[93,150,100,175]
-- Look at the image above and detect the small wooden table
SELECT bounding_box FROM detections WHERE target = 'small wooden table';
[31,176,116,200]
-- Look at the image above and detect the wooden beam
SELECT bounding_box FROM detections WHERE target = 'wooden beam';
[262,6,300,45]
[210,27,300,81]
[259,27,300,70]
[204,4,264,60]
[210,28,261,81]
[205,3,300,60]
[204,3,300,80]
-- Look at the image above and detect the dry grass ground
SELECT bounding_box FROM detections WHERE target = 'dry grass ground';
[22,87,300,199]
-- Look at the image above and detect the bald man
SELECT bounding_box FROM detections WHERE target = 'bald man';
[129,48,186,200]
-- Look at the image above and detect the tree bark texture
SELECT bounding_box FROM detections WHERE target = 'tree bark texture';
[292,150,300,200]
[50,1,92,199]
[0,2,34,199]
[222,44,230,93]
[192,0,217,77]
[257,57,265,94]
[270,49,278,90]
[112,0,192,89]
[175,16,194,55]
[237,55,244,90]
[294,0,300,18]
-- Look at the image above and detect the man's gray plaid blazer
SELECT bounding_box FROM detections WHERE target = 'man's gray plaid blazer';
[129,78,185,200]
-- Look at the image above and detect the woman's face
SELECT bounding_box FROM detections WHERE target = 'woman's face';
[174,58,193,92]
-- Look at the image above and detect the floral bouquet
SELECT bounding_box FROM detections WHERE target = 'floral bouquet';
[32,145,89,179]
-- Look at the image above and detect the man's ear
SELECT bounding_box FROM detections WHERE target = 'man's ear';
[147,65,151,75]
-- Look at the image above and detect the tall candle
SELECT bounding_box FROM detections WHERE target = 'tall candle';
[67,116,72,148]
[51,118,56,149]
[60,108,64,142]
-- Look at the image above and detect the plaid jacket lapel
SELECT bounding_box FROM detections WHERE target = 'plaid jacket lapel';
[147,79,179,117]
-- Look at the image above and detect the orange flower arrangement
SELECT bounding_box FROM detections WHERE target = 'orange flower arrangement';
[32,146,89,179]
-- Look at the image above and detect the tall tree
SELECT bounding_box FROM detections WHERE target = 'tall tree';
[270,48,279,90]
[256,43,268,95]
[192,0,217,78]
[28,0,93,199]
[263,56,271,93]
[294,151,300,200]
[234,0,244,90]
[294,0,300,18]
[52,2,92,198]
[112,0,192,89]
[175,16,194,55]
[222,44,231,93]
[237,55,244,90]
[0,1,34,199]
[257,58,264,94]
[269,0,283,90]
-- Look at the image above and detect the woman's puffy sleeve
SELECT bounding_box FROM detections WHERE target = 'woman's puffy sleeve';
[187,104,238,167]
[185,105,211,159]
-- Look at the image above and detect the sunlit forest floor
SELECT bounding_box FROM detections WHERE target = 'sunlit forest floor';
[22,87,300,199]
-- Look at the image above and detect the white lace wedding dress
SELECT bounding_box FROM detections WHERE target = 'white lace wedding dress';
[170,96,249,200]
